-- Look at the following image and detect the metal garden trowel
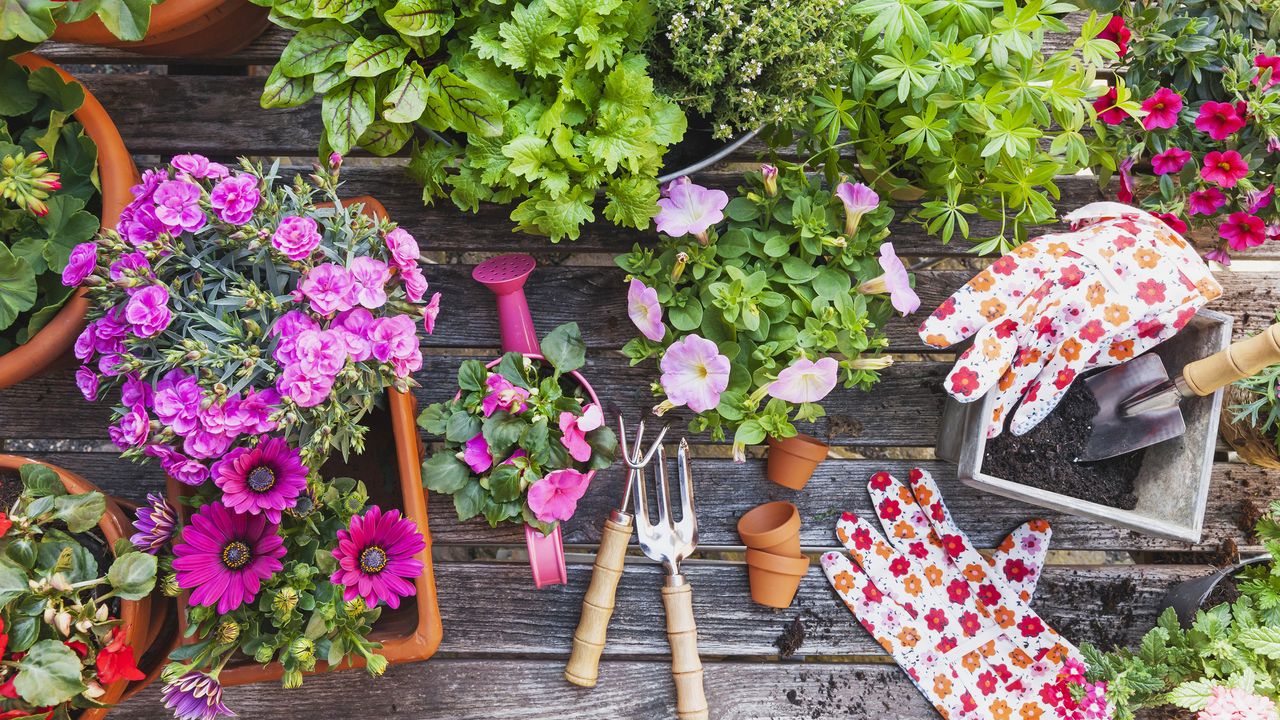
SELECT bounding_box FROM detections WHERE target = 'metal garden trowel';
[1080,322,1280,461]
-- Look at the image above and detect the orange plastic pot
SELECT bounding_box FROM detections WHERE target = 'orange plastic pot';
[50,0,269,58]
[0,56,139,392]
[737,501,801,557]
[744,548,810,609]
[765,434,829,491]
[0,455,171,719]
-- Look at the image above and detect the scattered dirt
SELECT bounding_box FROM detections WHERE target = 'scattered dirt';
[1241,499,1266,536]
[1203,573,1242,610]
[773,617,805,657]
[983,383,1144,510]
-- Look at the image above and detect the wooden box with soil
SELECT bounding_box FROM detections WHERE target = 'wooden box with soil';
[936,309,1232,543]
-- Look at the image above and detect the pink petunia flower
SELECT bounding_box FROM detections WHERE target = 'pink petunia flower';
[1248,184,1275,214]
[1254,54,1280,90]
[1205,247,1232,266]
[627,279,665,342]
[654,179,728,243]
[1151,147,1191,175]
[1195,102,1247,140]
[1201,150,1250,188]
[858,243,920,315]
[1153,212,1188,235]
[658,334,730,414]
[767,357,839,404]
[1219,212,1267,251]
[1093,87,1127,125]
[835,182,879,236]
[1141,88,1182,130]
[526,468,590,524]
[1189,187,1228,216]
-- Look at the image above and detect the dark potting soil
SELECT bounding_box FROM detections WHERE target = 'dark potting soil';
[1203,573,1243,610]
[774,617,805,657]
[983,383,1144,510]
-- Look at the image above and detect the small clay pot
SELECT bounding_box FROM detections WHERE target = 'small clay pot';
[737,501,801,557]
[766,434,829,490]
[744,548,810,609]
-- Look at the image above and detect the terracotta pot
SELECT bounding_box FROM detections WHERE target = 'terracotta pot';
[744,548,810,609]
[0,56,139,392]
[0,455,169,719]
[737,501,801,557]
[50,0,269,58]
[168,389,443,685]
[765,434,829,491]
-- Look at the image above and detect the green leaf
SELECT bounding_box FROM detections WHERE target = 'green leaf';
[14,640,86,705]
[457,359,489,392]
[311,0,373,22]
[261,63,315,109]
[541,322,585,373]
[52,492,105,533]
[89,0,154,42]
[357,120,412,156]
[422,452,471,494]
[0,244,36,331]
[344,34,409,78]
[279,22,358,78]
[482,411,526,459]
[321,78,375,155]
[426,65,503,138]
[453,479,486,521]
[107,552,157,600]
[19,463,62,497]
[488,463,523,503]
[585,425,618,470]
[813,267,851,300]
[0,563,27,607]
[383,0,453,37]
[0,0,54,43]
[382,64,429,124]
[445,410,481,443]
[26,67,84,114]
[0,61,38,115]
[497,1,565,77]
[1240,626,1280,659]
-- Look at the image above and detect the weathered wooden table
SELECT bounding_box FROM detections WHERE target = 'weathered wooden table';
[16,30,1280,719]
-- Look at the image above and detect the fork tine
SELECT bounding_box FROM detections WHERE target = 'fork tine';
[677,438,695,529]
[631,444,650,529]
[654,444,673,529]
[618,415,632,465]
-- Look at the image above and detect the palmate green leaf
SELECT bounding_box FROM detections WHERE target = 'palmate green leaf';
[278,21,358,78]
[585,112,649,174]
[854,0,931,47]
[0,0,54,43]
[27,67,84,115]
[344,34,409,77]
[510,187,595,242]
[501,134,554,181]
[603,176,658,230]
[383,0,453,37]
[382,64,429,124]
[261,63,315,109]
[38,195,97,270]
[321,78,375,155]
[426,65,503,138]
[497,1,566,77]
[0,244,37,331]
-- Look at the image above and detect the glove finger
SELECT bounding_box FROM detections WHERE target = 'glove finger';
[835,512,926,613]
[1085,301,1201,372]
[942,318,1022,404]
[905,469,1002,595]
[919,245,1047,349]
[992,520,1052,605]
[1007,334,1110,437]
[867,471,948,568]
[821,551,921,655]
[981,343,1058,439]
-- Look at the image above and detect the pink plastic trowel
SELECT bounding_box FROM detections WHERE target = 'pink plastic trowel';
[473,253,566,589]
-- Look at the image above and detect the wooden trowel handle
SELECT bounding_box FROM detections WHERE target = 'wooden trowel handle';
[565,515,632,687]
[1183,322,1280,396]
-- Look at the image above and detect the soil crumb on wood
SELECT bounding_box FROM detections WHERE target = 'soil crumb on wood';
[0,468,20,510]
[983,383,1144,510]
[773,617,805,657]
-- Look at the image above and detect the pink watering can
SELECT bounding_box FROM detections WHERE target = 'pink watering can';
[473,253,600,589]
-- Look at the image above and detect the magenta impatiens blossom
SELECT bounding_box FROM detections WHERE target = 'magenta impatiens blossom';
[62,242,97,287]
[299,263,356,315]
[1219,212,1267,250]
[1195,101,1247,140]
[558,403,603,463]
[152,179,206,233]
[349,256,390,309]
[655,178,728,242]
[212,436,308,523]
[835,181,879,236]
[768,357,839,404]
[124,285,172,338]
[173,501,286,614]
[1151,147,1191,175]
[272,215,322,260]
[627,278,665,342]
[527,468,590,523]
[659,334,730,413]
[1189,187,1228,216]
[1201,150,1250,188]
[482,373,530,417]
[463,432,492,473]
[330,506,425,609]
[1140,88,1182,130]
[209,174,260,224]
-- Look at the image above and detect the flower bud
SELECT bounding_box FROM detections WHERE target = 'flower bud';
[365,653,388,677]
[83,681,106,700]
[849,356,894,371]
[671,252,689,283]
[290,637,315,665]
[344,598,367,617]
[273,587,300,615]
[215,620,240,644]
[96,604,109,622]
[43,604,55,625]
[254,645,275,664]
[161,573,180,597]
[50,573,72,592]
[55,610,73,636]
[761,164,778,196]
[328,152,343,170]
[75,618,93,633]
[281,667,304,690]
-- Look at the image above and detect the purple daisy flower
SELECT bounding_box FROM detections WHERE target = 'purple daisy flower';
[173,502,285,614]
[330,506,425,609]
[211,436,308,523]
[162,671,235,720]
[130,492,177,554]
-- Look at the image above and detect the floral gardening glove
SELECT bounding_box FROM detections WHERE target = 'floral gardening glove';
[820,469,1084,720]
[919,202,1223,438]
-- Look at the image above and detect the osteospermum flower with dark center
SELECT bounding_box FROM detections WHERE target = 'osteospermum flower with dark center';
[330,506,425,609]
[173,501,286,614]
[211,436,307,523]
[162,671,235,720]
[130,492,177,554]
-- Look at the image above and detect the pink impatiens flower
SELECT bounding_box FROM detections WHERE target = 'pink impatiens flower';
[422,292,442,335]
[767,357,839,404]
[463,432,492,473]
[1151,147,1191,175]
[1140,88,1182,130]
[527,468,590,524]
[1189,187,1228,216]
[1219,212,1267,251]
[655,178,728,243]
[627,279,665,342]
[482,374,530,417]
[558,403,603,463]
[658,334,730,413]
[1201,150,1250,188]
[1197,686,1278,720]
[835,182,879,236]
[1195,101,1247,140]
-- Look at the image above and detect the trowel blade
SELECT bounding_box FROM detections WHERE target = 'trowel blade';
[1079,353,1186,462]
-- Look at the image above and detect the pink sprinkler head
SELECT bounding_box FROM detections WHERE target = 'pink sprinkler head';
[472,253,536,294]
[473,254,540,355]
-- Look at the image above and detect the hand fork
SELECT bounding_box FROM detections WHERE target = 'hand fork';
[634,438,708,720]
[565,416,668,687]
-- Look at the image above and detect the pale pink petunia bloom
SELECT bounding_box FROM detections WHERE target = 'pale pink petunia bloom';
[858,243,920,315]
[767,357,839,404]
[659,334,730,413]
[627,279,665,342]
[655,179,728,242]
[835,182,879,236]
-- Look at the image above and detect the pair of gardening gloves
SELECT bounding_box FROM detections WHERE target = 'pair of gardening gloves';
[920,202,1223,438]
[821,469,1093,720]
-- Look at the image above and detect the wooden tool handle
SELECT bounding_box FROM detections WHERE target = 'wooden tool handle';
[564,516,632,687]
[662,581,708,720]
[1183,322,1280,396]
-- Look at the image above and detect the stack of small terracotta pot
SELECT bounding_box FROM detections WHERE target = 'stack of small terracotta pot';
[737,501,809,608]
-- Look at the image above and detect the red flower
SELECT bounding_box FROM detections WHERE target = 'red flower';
[1255,54,1280,89]
[949,367,981,397]
[994,319,1018,339]
[907,468,924,483]
[1189,187,1227,216]
[1023,380,1040,404]
[1219,212,1267,251]
[1099,15,1130,56]
[1035,316,1056,339]
[1141,88,1182,130]
[1153,212,1187,235]
[1195,102,1246,140]
[851,526,873,551]
[991,255,1019,275]
[960,691,979,713]
[976,671,998,695]
[941,533,965,558]
[64,640,88,657]
[1003,558,1029,583]
[1092,87,1127,125]
[1201,150,1250,188]
[1174,306,1198,330]
[1136,318,1165,339]
[933,297,956,320]
[877,498,901,521]
[0,618,6,660]
[959,611,982,637]
[862,583,884,603]
[1052,368,1075,390]
[1057,264,1084,287]
[924,608,948,631]
[947,579,971,604]
[1017,616,1045,637]
[1135,279,1166,304]
[977,583,1001,607]
[96,627,145,684]
[1078,320,1105,342]
[908,541,929,559]
[0,514,10,538]
[1151,147,1191,176]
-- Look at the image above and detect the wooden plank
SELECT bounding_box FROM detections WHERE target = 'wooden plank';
[110,658,938,720]
[22,451,1273,553]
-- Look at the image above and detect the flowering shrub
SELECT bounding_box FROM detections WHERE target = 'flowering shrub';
[0,57,100,355]
[253,0,684,243]
[62,156,438,714]
[1097,4,1280,262]
[1078,501,1280,720]
[0,463,157,718]
[617,169,915,459]
[419,323,618,533]
[645,0,858,140]
[778,3,1119,254]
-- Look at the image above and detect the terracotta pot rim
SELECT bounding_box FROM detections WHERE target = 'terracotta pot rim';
[745,548,811,575]
[50,0,268,56]
[737,501,800,548]
[767,434,829,462]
